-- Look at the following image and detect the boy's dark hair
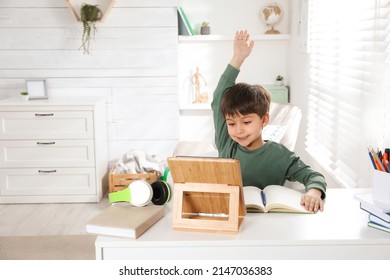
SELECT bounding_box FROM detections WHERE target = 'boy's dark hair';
[220,83,271,118]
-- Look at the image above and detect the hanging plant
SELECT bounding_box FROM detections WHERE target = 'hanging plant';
[80,3,103,54]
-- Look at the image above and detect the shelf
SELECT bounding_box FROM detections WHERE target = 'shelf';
[179,85,288,112]
[179,103,211,111]
[179,34,290,42]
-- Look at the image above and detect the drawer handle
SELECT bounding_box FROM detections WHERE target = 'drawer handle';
[37,142,55,145]
[35,113,54,117]
[38,170,57,173]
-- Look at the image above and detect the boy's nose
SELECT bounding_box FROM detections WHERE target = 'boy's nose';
[236,123,244,134]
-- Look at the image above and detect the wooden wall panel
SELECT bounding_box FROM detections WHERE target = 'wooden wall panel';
[0,0,177,8]
[0,49,177,69]
[0,28,177,50]
[0,0,179,162]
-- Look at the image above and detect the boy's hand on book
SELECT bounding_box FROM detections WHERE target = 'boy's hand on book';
[300,189,324,213]
[230,30,255,69]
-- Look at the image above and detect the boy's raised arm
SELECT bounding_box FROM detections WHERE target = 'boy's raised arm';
[230,30,255,69]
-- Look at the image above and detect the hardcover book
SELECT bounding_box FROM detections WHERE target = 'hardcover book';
[369,214,390,227]
[86,204,164,239]
[244,185,312,213]
[368,221,390,233]
[354,193,390,223]
[177,7,194,35]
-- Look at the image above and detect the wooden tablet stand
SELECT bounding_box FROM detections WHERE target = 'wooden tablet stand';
[168,157,246,234]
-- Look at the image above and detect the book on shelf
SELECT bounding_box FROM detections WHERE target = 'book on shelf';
[368,221,390,233]
[243,185,312,213]
[354,193,390,223]
[86,203,164,239]
[177,7,194,36]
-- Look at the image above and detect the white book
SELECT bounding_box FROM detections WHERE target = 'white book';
[86,203,164,239]
[368,221,390,233]
[369,214,390,228]
[354,193,390,223]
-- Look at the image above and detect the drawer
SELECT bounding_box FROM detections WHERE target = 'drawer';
[0,140,95,167]
[0,111,93,139]
[0,168,96,196]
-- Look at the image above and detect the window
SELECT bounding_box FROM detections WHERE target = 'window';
[306,0,390,188]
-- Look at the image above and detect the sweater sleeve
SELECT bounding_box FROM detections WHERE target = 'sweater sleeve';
[285,157,327,199]
[211,64,240,150]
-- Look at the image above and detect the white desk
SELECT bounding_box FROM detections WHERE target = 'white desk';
[95,189,390,260]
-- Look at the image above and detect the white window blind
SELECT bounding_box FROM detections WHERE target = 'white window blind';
[306,0,390,188]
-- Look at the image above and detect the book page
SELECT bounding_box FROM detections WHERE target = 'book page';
[263,185,311,213]
[262,125,287,143]
[243,186,265,212]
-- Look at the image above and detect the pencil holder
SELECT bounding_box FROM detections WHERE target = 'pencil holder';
[372,169,390,211]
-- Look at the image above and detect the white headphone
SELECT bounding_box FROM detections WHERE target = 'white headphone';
[108,179,172,207]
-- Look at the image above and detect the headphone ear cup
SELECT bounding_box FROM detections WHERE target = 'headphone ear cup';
[128,180,153,207]
[151,180,172,205]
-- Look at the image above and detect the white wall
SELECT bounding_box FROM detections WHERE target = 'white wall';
[0,0,179,166]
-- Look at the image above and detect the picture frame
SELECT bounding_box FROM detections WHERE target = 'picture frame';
[26,80,48,99]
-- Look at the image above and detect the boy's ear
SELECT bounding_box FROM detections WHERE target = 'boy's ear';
[262,113,270,128]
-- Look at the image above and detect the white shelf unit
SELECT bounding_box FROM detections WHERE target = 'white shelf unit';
[177,0,291,142]
[0,97,108,204]
[178,35,291,110]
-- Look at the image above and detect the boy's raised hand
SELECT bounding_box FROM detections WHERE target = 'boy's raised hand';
[230,30,255,69]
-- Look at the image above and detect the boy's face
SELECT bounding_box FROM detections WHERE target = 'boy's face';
[225,112,269,150]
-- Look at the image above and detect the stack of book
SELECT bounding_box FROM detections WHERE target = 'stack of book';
[354,192,390,233]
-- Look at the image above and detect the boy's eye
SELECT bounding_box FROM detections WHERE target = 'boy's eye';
[227,122,235,126]
[244,121,251,125]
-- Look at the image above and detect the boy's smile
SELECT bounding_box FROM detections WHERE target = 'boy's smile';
[225,112,269,150]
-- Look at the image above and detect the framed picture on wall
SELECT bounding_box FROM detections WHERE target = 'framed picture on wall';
[26,80,48,99]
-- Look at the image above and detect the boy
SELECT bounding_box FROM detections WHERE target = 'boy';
[211,30,326,212]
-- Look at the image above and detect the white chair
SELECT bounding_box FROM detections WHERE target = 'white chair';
[172,140,217,157]
[173,102,302,156]
[268,102,302,151]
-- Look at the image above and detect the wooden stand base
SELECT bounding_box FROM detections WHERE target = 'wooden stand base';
[168,157,246,234]
[172,183,243,233]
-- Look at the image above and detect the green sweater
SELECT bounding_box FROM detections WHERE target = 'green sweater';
[211,64,327,198]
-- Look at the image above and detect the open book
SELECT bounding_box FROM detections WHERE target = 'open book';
[243,185,312,213]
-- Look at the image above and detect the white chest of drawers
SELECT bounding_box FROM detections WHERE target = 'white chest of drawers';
[0,97,108,203]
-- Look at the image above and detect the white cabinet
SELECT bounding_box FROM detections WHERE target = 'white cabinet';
[0,98,108,203]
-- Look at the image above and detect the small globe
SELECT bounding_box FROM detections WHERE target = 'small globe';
[261,3,283,34]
